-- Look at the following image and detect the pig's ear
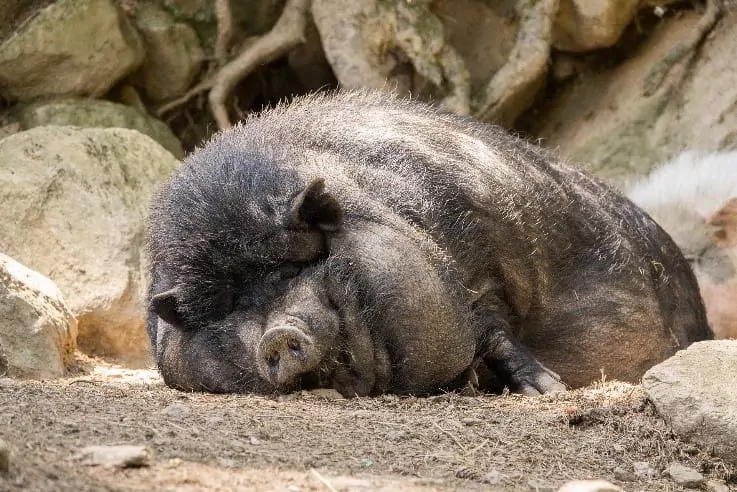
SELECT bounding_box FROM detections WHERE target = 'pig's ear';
[151,288,184,327]
[287,178,343,231]
[707,197,737,248]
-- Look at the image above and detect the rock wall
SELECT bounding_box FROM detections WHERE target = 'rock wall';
[527,11,737,187]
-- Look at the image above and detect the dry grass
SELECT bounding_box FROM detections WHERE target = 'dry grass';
[0,362,733,491]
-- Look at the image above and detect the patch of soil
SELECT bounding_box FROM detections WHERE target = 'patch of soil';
[0,358,734,492]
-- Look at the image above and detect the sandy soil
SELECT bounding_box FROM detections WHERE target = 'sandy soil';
[0,357,734,492]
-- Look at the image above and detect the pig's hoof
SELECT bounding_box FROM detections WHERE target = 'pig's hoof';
[513,366,567,396]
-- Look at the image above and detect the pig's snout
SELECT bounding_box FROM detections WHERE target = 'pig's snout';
[257,323,321,388]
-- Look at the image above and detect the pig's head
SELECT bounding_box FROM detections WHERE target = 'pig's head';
[147,137,350,394]
[151,264,342,394]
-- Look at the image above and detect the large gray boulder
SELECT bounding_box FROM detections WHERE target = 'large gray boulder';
[0,253,77,379]
[0,0,144,101]
[131,3,204,103]
[0,126,179,364]
[643,340,737,466]
[553,0,640,52]
[16,98,184,158]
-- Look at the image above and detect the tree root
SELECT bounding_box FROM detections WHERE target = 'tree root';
[157,0,311,129]
[155,78,215,117]
[208,0,311,129]
[642,0,724,97]
[391,0,470,115]
[214,0,234,65]
[472,0,559,127]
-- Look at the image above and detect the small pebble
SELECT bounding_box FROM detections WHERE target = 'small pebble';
[276,393,300,402]
[0,439,10,473]
[163,458,182,469]
[667,463,704,488]
[80,445,152,469]
[633,461,658,480]
[217,458,236,468]
[706,479,730,492]
[303,388,344,400]
[460,417,484,426]
[557,480,623,492]
[161,402,191,419]
[613,466,635,482]
[481,469,502,485]
[454,466,478,480]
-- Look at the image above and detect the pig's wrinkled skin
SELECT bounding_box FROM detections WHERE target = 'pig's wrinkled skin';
[146,90,712,397]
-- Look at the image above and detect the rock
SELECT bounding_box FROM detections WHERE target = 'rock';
[632,461,658,480]
[480,469,502,485]
[16,98,184,158]
[706,480,730,492]
[667,463,705,487]
[0,126,179,362]
[0,253,77,379]
[0,0,144,101]
[160,0,286,52]
[612,466,635,482]
[287,19,337,93]
[312,0,470,115]
[527,11,737,188]
[0,439,9,473]
[553,0,640,52]
[434,0,517,94]
[557,480,622,492]
[303,388,345,400]
[0,0,33,42]
[0,122,20,142]
[643,341,737,466]
[131,3,204,102]
[80,445,152,468]
[161,403,192,420]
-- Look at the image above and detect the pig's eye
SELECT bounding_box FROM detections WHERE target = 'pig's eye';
[215,289,236,313]
[279,262,303,280]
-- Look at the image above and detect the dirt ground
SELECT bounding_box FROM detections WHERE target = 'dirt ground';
[0,356,734,492]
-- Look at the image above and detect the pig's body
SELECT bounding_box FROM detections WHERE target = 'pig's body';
[147,90,711,396]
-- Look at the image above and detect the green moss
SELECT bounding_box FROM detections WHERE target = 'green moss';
[161,0,286,54]
[17,98,183,158]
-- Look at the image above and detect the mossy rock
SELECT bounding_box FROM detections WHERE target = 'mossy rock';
[16,98,184,158]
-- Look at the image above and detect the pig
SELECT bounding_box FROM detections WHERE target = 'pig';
[626,151,737,340]
[146,90,711,398]
[699,282,737,339]
[626,150,737,285]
